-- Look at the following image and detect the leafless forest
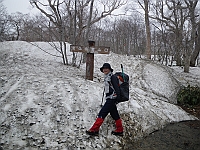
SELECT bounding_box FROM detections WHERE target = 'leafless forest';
[0,0,199,72]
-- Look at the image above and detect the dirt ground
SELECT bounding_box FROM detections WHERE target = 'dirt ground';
[128,104,200,150]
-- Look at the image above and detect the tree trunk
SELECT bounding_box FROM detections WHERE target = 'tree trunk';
[175,53,182,66]
[144,0,151,59]
[190,22,200,67]
[184,54,190,73]
[184,0,198,67]
[85,0,94,43]
[16,24,20,40]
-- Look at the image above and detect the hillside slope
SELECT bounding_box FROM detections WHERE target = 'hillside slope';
[0,41,198,149]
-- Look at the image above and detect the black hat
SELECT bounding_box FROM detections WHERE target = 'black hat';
[100,63,113,72]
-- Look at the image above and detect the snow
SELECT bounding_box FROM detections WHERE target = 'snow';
[0,41,199,149]
[143,63,179,102]
[171,66,200,87]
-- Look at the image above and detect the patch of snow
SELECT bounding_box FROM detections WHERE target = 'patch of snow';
[0,41,199,149]
[143,63,179,103]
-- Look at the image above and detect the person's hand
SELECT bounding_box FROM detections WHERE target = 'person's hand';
[113,94,119,100]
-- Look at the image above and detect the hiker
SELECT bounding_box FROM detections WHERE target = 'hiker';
[86,63,123,136]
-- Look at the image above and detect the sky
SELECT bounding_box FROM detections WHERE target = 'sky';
[3,0,128,16]
[3,0,38,14]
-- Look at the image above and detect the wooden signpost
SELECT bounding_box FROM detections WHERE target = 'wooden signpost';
[70,41,110,81]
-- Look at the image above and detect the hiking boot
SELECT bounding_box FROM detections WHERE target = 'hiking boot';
[86,118,104,136]
[86,130,99,136]
[111,119,123,136]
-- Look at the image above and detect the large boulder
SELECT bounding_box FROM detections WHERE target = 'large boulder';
[142,61,180,104]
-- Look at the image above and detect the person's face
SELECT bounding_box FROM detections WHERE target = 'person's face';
[103,68,110,75]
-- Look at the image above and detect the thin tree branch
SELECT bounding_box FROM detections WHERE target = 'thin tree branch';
[29,42,62,58]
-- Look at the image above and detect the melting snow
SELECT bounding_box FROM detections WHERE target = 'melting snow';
[0,41,199,149]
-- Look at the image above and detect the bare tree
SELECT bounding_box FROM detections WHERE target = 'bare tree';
[30,0,69,65]
[7,13,30,41]
[151,1,189,67]
[182,0,198,72]
[149,0,200,72]
[0,0,8,41]
[138,0,151,59]
[30,0,126,65]
[85,0,94,43]
[185,0,200,67]
[22,15,53,42]
[89,16,146,56]
[192,21,200,66]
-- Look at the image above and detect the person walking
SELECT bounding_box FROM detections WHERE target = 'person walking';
[86,63,123,136]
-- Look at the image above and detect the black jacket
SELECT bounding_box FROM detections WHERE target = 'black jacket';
[106,75,121,100]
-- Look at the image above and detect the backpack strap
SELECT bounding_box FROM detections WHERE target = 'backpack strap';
[100,87,105,107]
[105,81,117,99]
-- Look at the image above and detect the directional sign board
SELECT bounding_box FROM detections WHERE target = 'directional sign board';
[70,45,110,54]
[70,41,110,81]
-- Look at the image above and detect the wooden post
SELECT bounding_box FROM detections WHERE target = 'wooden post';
[70,41,110,81]
[86,41,95,80]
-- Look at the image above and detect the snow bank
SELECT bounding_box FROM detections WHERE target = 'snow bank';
[0,41,198,149]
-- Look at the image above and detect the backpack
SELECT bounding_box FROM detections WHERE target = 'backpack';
[114,72,129,103]
[100,64,129,107]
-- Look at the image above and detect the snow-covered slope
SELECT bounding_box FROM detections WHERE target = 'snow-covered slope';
[0,41,198,149]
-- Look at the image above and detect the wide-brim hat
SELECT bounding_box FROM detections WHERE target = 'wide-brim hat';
[100,63,113,72]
